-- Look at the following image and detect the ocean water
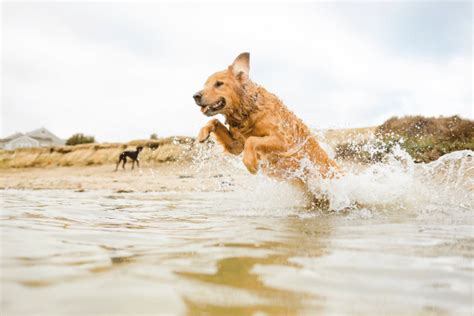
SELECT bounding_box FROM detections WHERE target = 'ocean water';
[1,150,473,315]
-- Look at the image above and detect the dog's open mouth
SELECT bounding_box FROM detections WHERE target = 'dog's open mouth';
[201,98,226,115]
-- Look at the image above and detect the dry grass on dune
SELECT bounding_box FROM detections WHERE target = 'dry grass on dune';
[2,116,472,169]
[0,137,196,169]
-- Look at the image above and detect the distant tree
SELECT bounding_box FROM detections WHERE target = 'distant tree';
[150,133,158,140]
[66,133,96,146]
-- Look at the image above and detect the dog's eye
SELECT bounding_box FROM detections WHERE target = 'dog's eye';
[214,81,223,88]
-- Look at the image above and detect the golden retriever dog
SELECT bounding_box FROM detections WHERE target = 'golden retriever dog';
[193,52,339,192]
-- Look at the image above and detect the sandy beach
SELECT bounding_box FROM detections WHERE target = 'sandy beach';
[0,163,221,192]
[0,129,360,193]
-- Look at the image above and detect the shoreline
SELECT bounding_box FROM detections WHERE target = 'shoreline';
[0,162,251,192]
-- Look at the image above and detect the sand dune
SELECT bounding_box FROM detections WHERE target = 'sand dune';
[0,128,372,169]
[0,137,196,169]
[1,115,472,170]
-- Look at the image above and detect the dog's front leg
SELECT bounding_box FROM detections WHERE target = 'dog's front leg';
[243,136,285,174]
[198,119,218,142]
[198,119,243,155]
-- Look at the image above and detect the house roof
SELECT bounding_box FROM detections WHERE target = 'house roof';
[1,132,24,142]
[26,127,64,144]
[6,135,40,145]
[1,128,64,146]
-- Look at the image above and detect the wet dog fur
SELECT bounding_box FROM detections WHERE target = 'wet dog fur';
[193,52,339,197]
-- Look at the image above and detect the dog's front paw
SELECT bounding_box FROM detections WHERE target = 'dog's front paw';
[197,119,218,143]
[198,126,213,142]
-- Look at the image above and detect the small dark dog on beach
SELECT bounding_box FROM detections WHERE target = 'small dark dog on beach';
[115,146,143,171]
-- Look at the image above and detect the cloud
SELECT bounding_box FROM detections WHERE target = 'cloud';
[2,2,472,141]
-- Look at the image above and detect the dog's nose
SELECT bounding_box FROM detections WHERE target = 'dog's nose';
[193,92,202,104]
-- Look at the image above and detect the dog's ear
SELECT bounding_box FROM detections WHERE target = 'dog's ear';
[230,52,250,80]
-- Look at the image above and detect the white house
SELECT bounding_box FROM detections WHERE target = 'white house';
[3,135,40,150]
[0,128,65,150]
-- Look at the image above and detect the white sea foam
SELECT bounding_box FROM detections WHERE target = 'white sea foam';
[193,139,473,213]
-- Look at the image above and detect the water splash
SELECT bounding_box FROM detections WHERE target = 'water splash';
[192,138,473,213]
[302,143,414,210]
[305,145,472,212]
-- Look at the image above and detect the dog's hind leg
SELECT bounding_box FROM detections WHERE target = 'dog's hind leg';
[311,195,330,211]
[122,157,127,169]
[115,159,121,171]
[115,154,125,171]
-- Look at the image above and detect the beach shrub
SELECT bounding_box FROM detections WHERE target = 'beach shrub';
[66,133,96,146]
[376,115,474,162]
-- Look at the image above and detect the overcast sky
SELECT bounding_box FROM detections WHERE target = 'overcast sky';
[1,2,472,142]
